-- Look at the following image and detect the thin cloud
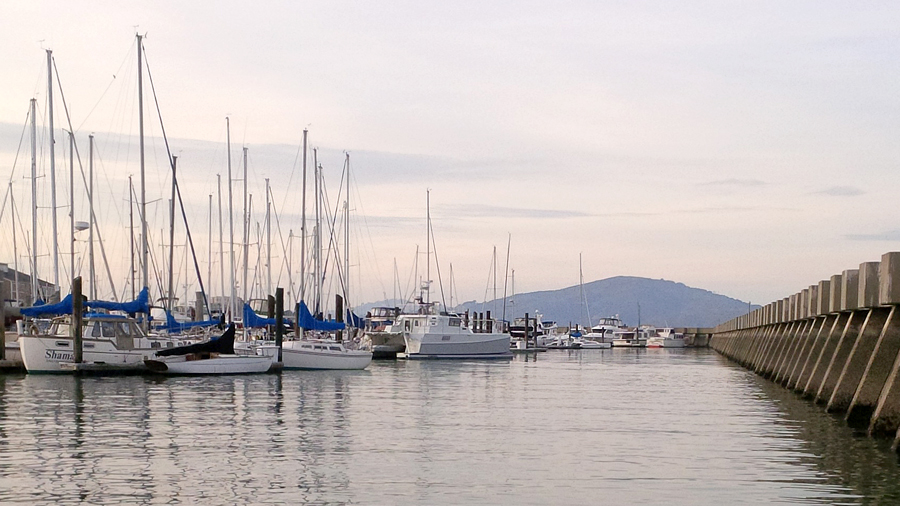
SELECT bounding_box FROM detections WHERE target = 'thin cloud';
[437,204,591,220]
[845,230,900,241]
[699,178,767,188]
[815,186,865,197]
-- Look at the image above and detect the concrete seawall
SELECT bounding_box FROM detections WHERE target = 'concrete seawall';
[711,251,900,452]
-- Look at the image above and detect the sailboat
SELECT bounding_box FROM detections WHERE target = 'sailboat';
[573,254,610,349]
[144,324,275,374]
[281,147,371,370]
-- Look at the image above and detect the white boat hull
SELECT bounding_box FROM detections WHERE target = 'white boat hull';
[281,341,372,370]
[145,354,274,374]
[663,337,686,348]
[20,335,155,373]
[404,332,511,359]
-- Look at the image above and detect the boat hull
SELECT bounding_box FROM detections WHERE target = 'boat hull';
[145,355,273,374]
[281,341,372,370]
[20,335,153,373]
[404,332,511,359]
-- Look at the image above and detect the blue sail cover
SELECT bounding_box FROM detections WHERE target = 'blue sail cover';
[154,310,219,333]
[243,303,276,328]
[20,294,73,317]
[346,310,364,329]
[86,287,150,314]
[297,301,345,331]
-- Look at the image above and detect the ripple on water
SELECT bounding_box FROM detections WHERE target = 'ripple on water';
[0,350,896,504]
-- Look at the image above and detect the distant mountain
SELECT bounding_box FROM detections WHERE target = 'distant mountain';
[356,276,757,329]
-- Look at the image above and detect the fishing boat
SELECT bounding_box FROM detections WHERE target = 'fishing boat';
[144,324,274,374]
[399,300,511,359]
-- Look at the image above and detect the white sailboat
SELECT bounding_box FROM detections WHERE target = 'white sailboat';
[145,324,274,374]
[282,146,371,370]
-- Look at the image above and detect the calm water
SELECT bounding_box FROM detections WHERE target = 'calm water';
[1,349,899,505]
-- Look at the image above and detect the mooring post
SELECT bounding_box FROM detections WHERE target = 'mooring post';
[275,287,284,363]
[336,294,344,343]
[486,310,492,333]
[524,313,530,347]
[73,277,83,364]
[0,288,5,362]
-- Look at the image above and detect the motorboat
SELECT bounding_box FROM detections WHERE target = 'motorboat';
[589,315,628,344]
[399,301,511,359]
[359,306,406,359]
[144,324,275,374]
[611,329,648,348]
[656,327,686,348]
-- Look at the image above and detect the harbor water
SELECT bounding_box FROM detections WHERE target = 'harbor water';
[1,349,900,504]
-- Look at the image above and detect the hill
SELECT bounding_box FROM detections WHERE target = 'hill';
[357,276,756,328]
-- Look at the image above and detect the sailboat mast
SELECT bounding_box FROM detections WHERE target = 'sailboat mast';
[242,147,248,307]
[425,189,430,305]
[46,50,59,290]
[70,132,75,288]
[299,129,307,308]
[137,34,149,329]
[580,253,591,327]
[217,174,225,318]
[10,183,19,304]
[30,98,38,303]
[492,246,497,315]
[167,157,177,310]
[226,118,235,321]
[393,257,398,304]
[265,178,271,297]
[129,176,134,300]
[313,148,321,314]
[88,134,95,299]
[207,193,212,304]
[344,153,350,311]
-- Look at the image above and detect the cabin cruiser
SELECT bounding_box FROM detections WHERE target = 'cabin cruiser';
[359,306,406,359]
[586,315,627,344]
[611,329,648,348]
[647,327,686,348]
[399,300,510,359]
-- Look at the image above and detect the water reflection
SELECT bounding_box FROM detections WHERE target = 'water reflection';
[745,365,900,502]
[0,353,899,504]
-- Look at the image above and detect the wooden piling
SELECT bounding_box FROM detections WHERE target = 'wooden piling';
[275,288,284,363]
[335,294,344,342]
[73,277,83,364]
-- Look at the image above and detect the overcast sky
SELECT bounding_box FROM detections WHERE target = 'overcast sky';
[1,1,899,314]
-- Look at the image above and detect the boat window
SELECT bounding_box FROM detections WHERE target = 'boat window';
[88,322,101,338]
[329,346,341,351]
[442,336,451,341]
[405,321,410,331]
[449,318,461,327]
[55,341,69,347]
[314,345,325,350]
[101,321,118,338]
[84,343,95,349]
[414,320,420,327]
[302,344,312,349]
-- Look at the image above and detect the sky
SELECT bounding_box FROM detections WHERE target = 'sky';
[1,1,899,315]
